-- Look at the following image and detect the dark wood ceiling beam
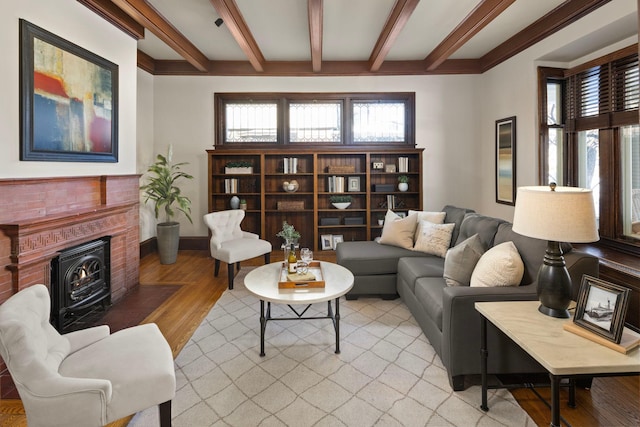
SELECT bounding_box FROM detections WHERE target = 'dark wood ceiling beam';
[480,0,612,72]
[111,0,209,72]
[308,0,323,72]
[137,49,155,74]
[149,58,481,76]
[424,0,515,71]
[368,0,420,72]
[77,0,145,39]
[209,0,265,72]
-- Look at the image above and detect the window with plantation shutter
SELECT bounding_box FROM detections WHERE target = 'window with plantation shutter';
[566,52,638,130]
[613,54,639,112]
[539,45,639,252]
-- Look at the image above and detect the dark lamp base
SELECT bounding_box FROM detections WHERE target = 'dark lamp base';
[538,304,570,319]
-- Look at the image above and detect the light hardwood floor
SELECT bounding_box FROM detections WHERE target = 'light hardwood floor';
[0,250,638,426]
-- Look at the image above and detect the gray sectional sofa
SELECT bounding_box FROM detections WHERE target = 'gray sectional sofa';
[336,205,599,390]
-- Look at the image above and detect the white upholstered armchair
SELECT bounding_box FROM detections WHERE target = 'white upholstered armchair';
[0,284,175,427]
[203,210,272,289]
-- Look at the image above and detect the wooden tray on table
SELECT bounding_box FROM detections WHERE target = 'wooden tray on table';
[278,261,325,288]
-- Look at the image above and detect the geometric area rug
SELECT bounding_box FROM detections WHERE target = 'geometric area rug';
[129,269,534,427]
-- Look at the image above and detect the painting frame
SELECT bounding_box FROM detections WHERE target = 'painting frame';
[574,275,630,344]
[20,19,118,163]
[321,234,333,250]
[348,176,360,192]
[495,116,516,205]
[332,235,344,249]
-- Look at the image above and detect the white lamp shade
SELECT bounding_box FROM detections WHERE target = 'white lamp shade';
[512,186,599,243]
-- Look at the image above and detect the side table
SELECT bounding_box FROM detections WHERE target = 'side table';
[476,301,640,427]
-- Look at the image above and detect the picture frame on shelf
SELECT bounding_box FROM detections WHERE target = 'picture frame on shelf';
[321,234,333,250]
[20,20,118,163]
[495,116,516,205]
[332,235,344,249]
[385,164,397,173]
[348,176,360,192]
[574,275,630,344]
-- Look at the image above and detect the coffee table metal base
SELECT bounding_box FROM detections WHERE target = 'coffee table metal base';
[259,298,341,357]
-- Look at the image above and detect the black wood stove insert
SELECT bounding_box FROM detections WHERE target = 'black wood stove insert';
[51,237,111,332]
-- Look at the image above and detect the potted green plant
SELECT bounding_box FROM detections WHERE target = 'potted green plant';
[398,175,409,192]
[276,221,300,245]
[225,161,253,174]
[141,146,193,264]
[330,195,352,209]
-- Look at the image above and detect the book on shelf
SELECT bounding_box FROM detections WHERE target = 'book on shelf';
[283,157,298,174]
[398,157,409,173]
[224,178,238,193]
[386,194,396,209]
[327,176,345,193]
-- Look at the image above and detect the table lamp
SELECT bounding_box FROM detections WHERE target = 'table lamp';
[512,184,599,318]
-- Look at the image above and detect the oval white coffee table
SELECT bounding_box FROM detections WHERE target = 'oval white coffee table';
[244,261,354,356]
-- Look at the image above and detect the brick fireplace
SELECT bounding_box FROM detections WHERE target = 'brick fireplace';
[0,175,140,397]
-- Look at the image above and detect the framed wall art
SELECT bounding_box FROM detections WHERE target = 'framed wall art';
[321,234,333,250]
[574,275,630,344]
[20,19,118,162]
[348,176,360,192]
[495,116,516,205]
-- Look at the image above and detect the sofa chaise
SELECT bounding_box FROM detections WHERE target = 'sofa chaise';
[337,205,599,390]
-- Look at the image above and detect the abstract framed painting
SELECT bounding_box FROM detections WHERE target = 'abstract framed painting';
[495,116,516,205]
[20,19,118,162]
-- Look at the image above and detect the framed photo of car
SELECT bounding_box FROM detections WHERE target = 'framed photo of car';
[574,275,630,344]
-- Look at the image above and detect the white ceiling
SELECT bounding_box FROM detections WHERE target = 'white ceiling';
[135,0,637,69]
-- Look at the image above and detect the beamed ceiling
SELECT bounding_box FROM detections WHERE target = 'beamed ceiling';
[78,0,638,76]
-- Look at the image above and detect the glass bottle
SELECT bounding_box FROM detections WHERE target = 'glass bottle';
[287,243,297,273]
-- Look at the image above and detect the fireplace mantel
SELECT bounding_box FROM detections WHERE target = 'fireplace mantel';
[1,203,135,268]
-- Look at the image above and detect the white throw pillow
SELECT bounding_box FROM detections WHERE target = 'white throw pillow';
[413,220,455,258]
[408,210,447,242]
[378,210,418,249]
[470,241,524,287]
[443,234,485,286]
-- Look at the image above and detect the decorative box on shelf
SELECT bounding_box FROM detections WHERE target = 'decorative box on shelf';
[344,217,364,225]
[327,165,355,174]
[225,166,253,174]
[320,217,340,226]
[374,184,395,192]
[277,201,304,211]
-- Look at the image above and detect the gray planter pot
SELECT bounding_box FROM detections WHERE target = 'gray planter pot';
[157,222,180,265]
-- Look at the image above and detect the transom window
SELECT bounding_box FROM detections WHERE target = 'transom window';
[214,93,415,148]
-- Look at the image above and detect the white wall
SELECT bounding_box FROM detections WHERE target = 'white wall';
[147,75,481,237]
[137,69,156,241]
[477,0,638,220]
[0,0,138,178]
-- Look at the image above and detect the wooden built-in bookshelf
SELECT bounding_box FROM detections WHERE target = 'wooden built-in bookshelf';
[207,148,423,251]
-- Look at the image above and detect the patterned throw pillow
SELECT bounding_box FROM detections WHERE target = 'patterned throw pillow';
[413,220,455,257]
[470,241,524,287]
[408,210,447,242]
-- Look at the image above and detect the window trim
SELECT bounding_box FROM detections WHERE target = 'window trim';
[214,92,415,149]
